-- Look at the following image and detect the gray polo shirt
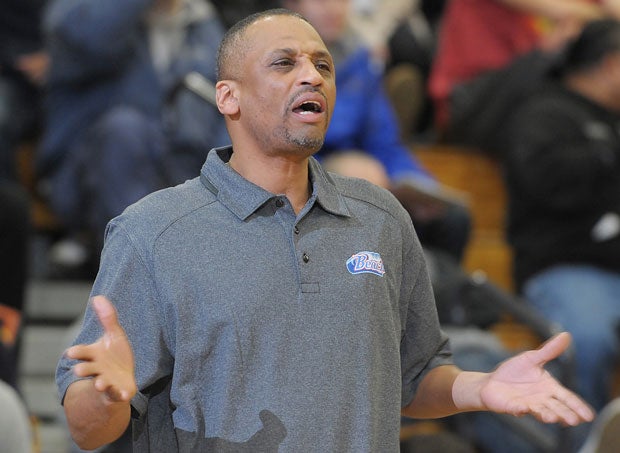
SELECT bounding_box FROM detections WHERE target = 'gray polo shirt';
[56,147,452,452]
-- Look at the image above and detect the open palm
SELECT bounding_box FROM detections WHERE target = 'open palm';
[480,333,593,426]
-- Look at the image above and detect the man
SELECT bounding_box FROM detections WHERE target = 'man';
[502,18,620,450]
[56,9,594,452]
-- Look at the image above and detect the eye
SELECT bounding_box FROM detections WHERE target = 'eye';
[315,61,332,73]
[273,59,294,68]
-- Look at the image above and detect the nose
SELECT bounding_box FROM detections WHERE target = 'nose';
[297,58,323,86]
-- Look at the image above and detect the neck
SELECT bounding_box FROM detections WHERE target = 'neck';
[229,150,312,215]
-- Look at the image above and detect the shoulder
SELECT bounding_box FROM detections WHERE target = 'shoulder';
[327,171,413,228]
[108,177,216,245]
[505,84,589,137]
[515,83,583,116]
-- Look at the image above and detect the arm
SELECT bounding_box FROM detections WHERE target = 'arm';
[403,333,595,426]
[63,379,132,449]
[401,364,461,418]
[63,296,136,450]
[498,0,604,22]
[15,51,49,86]
[601,0,620,18]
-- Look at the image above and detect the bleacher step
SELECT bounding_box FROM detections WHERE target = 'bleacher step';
[24,280,91,322]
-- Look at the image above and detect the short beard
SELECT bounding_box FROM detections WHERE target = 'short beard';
[287,133,324,153]
[272,125,325,155]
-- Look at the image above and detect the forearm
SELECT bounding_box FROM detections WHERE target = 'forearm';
[64,379,131,450]
[402,365,493,419]
[451,370,491,412]
[401,365,462,418]
[601,0,620,18]
[498,0,603,21]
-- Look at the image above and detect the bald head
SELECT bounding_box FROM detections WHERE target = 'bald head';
[216,8,309,81]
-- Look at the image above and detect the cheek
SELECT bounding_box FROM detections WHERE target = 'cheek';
[327,87,337,117]
[241,87,278,117]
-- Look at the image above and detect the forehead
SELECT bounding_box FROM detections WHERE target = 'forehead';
[244,15,330,59]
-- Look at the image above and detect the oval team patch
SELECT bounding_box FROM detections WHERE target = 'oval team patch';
[346,251,385,277]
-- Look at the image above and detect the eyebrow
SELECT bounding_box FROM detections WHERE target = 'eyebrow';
[267,47,333,62]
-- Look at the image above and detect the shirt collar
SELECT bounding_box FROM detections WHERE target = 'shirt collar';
[200,146,351,220]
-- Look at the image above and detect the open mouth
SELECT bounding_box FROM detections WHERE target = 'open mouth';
[293,100,324,115]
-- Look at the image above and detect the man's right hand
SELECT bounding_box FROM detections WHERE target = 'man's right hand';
[66,296,137,403]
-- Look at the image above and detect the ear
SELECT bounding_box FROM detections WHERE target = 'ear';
[216,80,240,116]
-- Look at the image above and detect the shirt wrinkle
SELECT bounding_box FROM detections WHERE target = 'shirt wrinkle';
[113,221,174,355]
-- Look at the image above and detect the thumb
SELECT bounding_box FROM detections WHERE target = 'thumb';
[91,295,123,336]
[531,331,571,366]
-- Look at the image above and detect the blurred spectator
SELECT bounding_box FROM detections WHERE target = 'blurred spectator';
[38,0,229,268]
[211,0,279,28]
[501,18,620,450]
[0,0,49,180]
[349,0,421,64]
[0,181,30,390]
[282,0,471,262]
[428,0,605,148]
[350,0,437,140]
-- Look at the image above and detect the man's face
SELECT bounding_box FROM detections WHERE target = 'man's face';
[233,15,337,157]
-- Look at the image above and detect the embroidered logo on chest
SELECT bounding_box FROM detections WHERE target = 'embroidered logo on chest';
[346,251,385,277]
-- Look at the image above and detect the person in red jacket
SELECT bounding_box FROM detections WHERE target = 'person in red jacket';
[429,0,606,138]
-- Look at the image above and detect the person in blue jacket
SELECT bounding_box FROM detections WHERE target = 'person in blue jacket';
[39,0,230,261]
[283,0,471,262]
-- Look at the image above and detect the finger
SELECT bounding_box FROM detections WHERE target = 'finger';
[66,344,96,361]
[527,401,558,424]
[94,376,135,402]
[554,388,595,423]
[91,295,123,336]
[541,396,575,425]
[530,332,571,366]
[72,361,102,378]
[538,393,594,426]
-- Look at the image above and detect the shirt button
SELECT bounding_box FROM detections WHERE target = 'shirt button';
[294,226,300,235]
[302,253,309,263]
[275,198,284,208]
